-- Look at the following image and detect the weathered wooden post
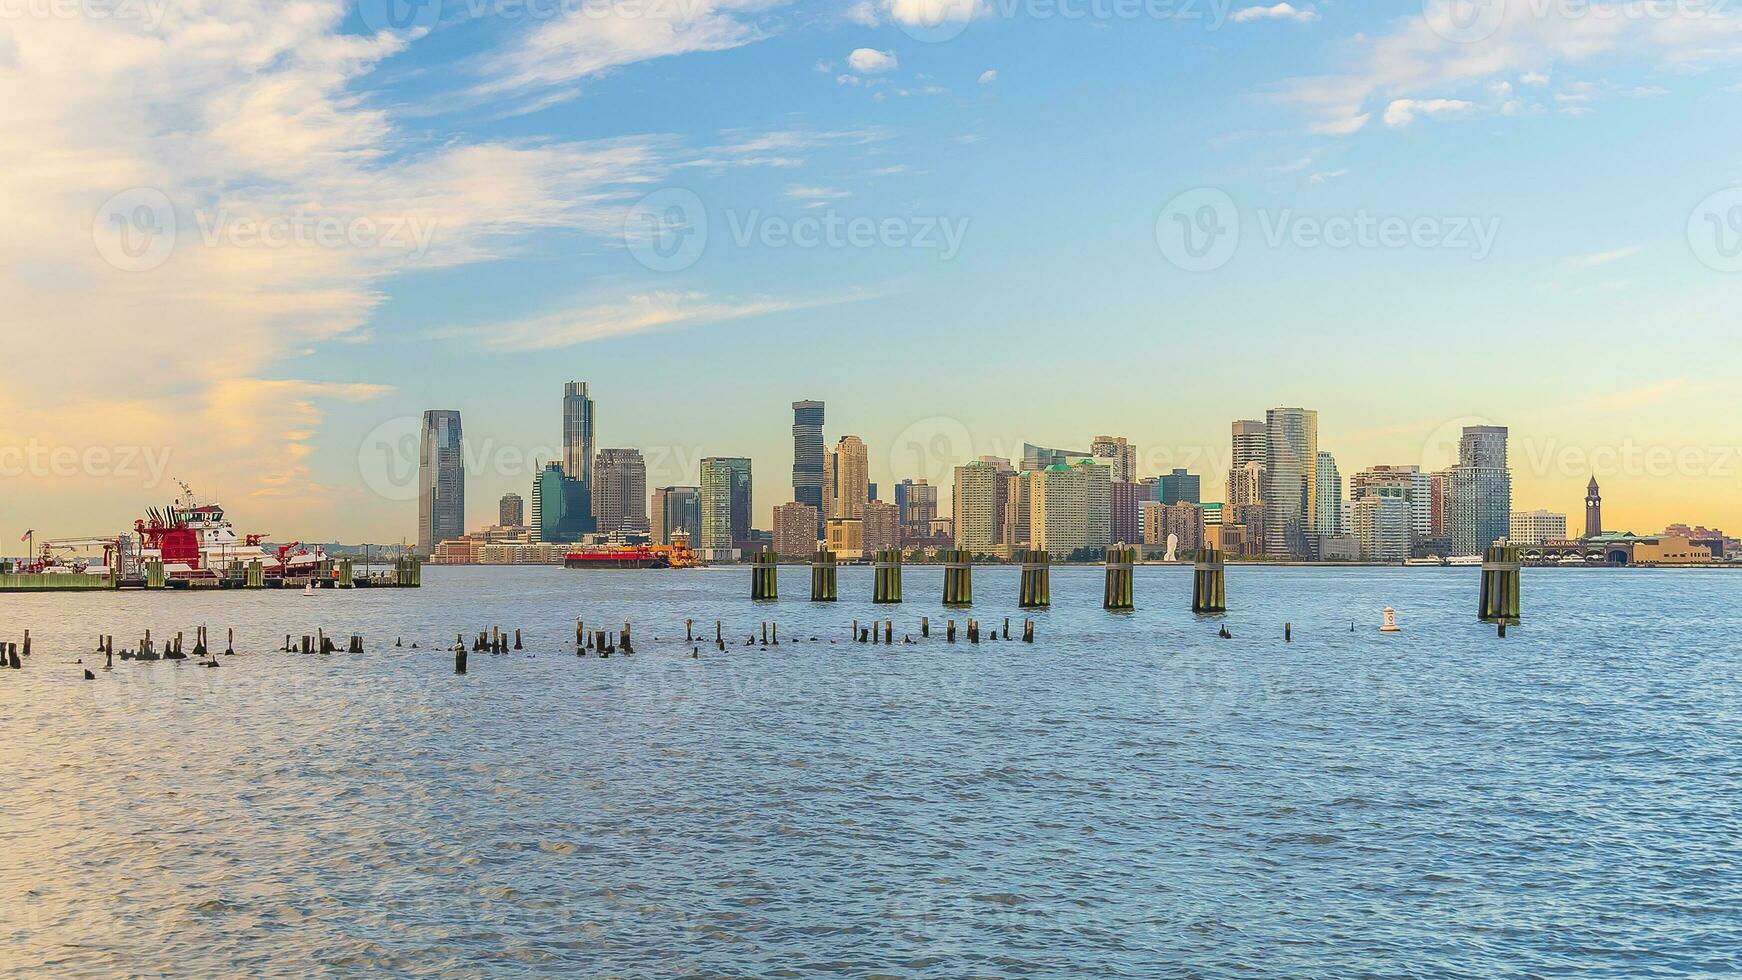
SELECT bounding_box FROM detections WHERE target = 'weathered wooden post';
[811,547,838,602]
[337,559,355,589]
[1104,544,1136,611]
[751,551,779,601]
[1192,538,1226,614]
[454,636,467,674]
[1479,542,1521,624]
[942,549,972,607]
[1018,549,1050,609]
[873,549,903,604]
[145,560,166,589]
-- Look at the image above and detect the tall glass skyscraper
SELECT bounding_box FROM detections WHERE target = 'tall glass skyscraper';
[563,382,596,486]
[417,410,464,555]
[592,448,649,535]
[1449,425,1511,556]
[792,400,824,537]
[700,457,752,554]
[1261,407,1318,558]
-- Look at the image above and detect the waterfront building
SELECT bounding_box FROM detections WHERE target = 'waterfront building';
[1091,435,1137,483]
[1352,493,1411,562]
[592,448,649,535]
[1350,465,1432,543]
[499,493,524,529]
[1158,468,1201,506]
[1142,501,1204,553]
[824,435,869,521]
[1111,481,1142,544]
[1227,460,1264,508]
[1448,425,1512,556]
[699,457,753,556]
[1510,509,1569,546]
[773,502,821,558]
[1430,470,1448,539]
[792,400,825,537]
[651,486,701,546]
[825,517,865,560]
[952,456,1014,555]
[894,478,938,531]
[1024,459,1112,558]
[1200,502,1223,526]
[532,461,592,544]
[563,382,596,486]
[418,410,464,556]
[1228,502,1266,558]
[862,500,901,553]
[1314,452,1342,536]
[1261,407,1318,559]
[1585,476,1602,538]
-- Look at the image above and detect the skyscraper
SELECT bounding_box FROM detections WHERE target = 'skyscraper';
[1158,468,1201,505]
[1021,442,1091,471]
[652,486,701,545]
[532,461,591,543]
[1314,452,1343,536]
[699,457,752,554]
[792,400,824,537]
[1448,425,1512,556]
[1231,420,1267,468]
[563,382,596,485]
[1350,465,1431,543]
[417,410,464,555]
[592,448,649,535]
[1260,407,1317,558]
[862,500,901,553]
[773,502,821,558]
[1111,481,1142,544]
[952,456,1014,554]
[1091,435,1136,483]
[825,435,869,520]
[894,478,938,531]
[1024,459,1112,558]
[1585,476,1602,537]
[499,493,524,528]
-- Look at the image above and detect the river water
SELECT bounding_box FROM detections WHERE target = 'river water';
[1,565,1737,977]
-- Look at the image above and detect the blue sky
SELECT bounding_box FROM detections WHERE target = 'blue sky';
[5,0,1742,541]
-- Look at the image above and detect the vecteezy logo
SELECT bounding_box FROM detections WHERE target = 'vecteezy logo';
[624,188,708,272]
[1155,188,1238,272]
[1419,414,1499,472]
[357,415,424,502]
[1424,0,1505,44]
[889,415,975,487]
[92,188,176,272]
[891,0,977,44]
[1688,187,1742,273]
[357,0,441,33]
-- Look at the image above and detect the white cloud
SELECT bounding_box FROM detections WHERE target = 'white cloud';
[1308,168,1350,183]
[1276,1,1742,134]
[848,48,898,73]
[784,184,853,206]
[846,1,881,25]
[883,0,988,29]
[1383,97,1473,126]
[1231,3,1318,23]
[475,291,845,351]
[1270,155,1315,172]
[979,69,999,83]
[1566,245,1644,267]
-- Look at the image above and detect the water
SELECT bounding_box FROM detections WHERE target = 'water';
[2,565,1738,977]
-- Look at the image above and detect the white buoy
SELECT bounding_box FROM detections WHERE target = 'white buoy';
[302,582,315,596]
[1380,607,1400,633]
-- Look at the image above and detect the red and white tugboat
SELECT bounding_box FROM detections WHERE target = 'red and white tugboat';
[134,483,327,584]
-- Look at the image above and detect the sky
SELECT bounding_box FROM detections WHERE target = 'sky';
[3,0,1741,544]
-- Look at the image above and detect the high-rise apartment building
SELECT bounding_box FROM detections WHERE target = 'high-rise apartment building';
[1021,442,1092,471]
[792,400,824,537]
[824,435,869,520]
[1261,407,1318,558]
[1111,481,1142,544]
[1314,452,1342,536]
[773,502,821,558]
[1448,425,1511,556]
[417,410,464,555]
[1231,420,1267,468]
[651,486,701,546]
[1158,468,1200,505]
[1352,494,1411,562]
[894,478,938,531]
[699,457,752,554]
[1350,465,1434,543]
[592,448,649,535]
[952,456,1014,555]
[1091,435,1136,483]
[862,500,901,553]
[1024,460,1112,558]
[499,493,524,528]
[1142,500,1204,553]
[562,382,595,486]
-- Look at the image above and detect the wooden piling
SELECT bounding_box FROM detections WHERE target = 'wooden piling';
[1479,543,1522,624]
[811,548,838,602]
[941,549,972,607]
[751,551,779,601]
[1019,550,1051,609]
[1192,540,1226,614]
[1103,544,1136,611]
[873,549,903,604]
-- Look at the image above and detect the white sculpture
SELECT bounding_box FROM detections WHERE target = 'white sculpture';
[1163,532,1179,563]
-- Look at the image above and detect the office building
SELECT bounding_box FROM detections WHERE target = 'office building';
[1231,420,1267,468]
[825,517,865,560]
[1021,442,1092,471]
[1448,425,1512,556]
[1350,465,1432,543]
[1510,509,1568,546]
[592,448,649,535]
[499,493,524,529]
[417,410,464,556]
[862,500,901,553]
[562,382,595,485]
[894,479,939,531]
[952,456,1014,555]
[532,461,592,544]
[792,400,825,537]
[651,486,701,546]
[773,502,821,558]
[1314,452,1342,536]
[1158,468,1200,506]
[1352,493,1411,562]
[699,457,753,555]
[1261,407,1318,558]
[1091,435,1136,483]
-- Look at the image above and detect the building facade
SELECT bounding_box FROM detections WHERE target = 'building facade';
[417,410,464,556]
[773,502,821,558]
[952,456,1014,555]
[1585,476,1602,537]
[699,457,752,555]
[792,400,824,537]
[591,448,649,535]
[1111,481,1142,544]
[862,500,901,553]
[1352,493,1410,562]
[1158,468,1201,506]
[824,435,869,521]
[1091,435,1137,483]
[894,479,938,532]
[1261,407,1318,559]
[562,382,595,486]
[1448,425,1512,556]
[1314,452,1342,536]
[1510,509,1568,546]
[651,486,701,546]
[499,493,524,529]
[1025,460,1112,558]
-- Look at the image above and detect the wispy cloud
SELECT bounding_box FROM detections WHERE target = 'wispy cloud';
[1231,3,1318,23]
[472,290,856,351]
[1566,245,1644,268]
